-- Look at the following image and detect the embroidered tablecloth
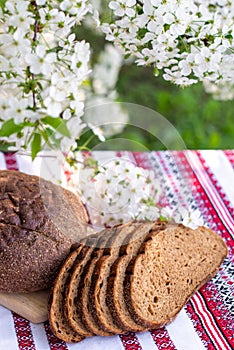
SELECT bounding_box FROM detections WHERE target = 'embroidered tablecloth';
[0,150,233,350]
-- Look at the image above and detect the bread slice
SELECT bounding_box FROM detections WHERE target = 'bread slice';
[124,223,228,329]
[106,220,167,332]
[48,235,97,342]
[79,227,120,336]
[86,221,152,336]
[66,227,115,337]
[49,250,84,342]
[80,224,125,336]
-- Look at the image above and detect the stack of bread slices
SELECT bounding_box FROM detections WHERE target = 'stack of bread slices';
[48,220,227,343]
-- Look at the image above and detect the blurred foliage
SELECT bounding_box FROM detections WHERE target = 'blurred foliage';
[76,25,234,151]
[116,65,234,150]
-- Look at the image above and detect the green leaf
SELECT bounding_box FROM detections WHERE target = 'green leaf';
[44,127,61,149]
[40,129,50,144]
[31,133,41,160]
[0,119,24,137]
[40,127,60,149]
[0,0,6,10]
[154,67,159,77]
[42,116,71,138]
[0,141,15,152]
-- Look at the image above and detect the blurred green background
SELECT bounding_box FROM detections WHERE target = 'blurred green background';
[77,27,234,151]
[115,65,234,150]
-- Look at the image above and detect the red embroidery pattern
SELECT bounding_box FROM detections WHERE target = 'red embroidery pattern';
[224,150,234,168]
[133,151,164,205]
[200,284,234,348]
[12,312,36,350]
[181,151,234,349]
[185,302,216,350]
[119,332,143,350]
[150,329,176,350]
[135,151,234,350]
[179,151,233,251]
[44,321,68,350]
[197,151,234,222]
[4,152,18,170]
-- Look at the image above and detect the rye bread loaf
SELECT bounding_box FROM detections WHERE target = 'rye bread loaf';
[87,221,148,336]
[124,223,228,329]
[66,227,116,337]
[0,170,89,292]
[106,221,166,332]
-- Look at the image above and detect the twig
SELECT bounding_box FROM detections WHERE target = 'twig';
[32,1,39,110]
[136,0,143,6]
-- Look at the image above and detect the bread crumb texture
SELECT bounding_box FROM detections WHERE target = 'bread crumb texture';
[128,224,227,327]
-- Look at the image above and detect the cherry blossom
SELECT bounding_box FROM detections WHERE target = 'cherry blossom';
[109,0,136,18]
[102,0,234,89]
[0,0,91,154]
[174,206,205,230]
[25,46,57,75]
[64,157,164,227]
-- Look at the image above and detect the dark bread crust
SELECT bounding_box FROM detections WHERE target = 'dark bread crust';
[123,224,228,329]
[48,233,99,342]
[0,223,75,293]
[0,170,88,292]
[66,229,113,337]
[48,242,86,342]
[81,226,120,336]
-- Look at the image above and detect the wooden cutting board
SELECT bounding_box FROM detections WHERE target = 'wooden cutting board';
[0,289,49,323]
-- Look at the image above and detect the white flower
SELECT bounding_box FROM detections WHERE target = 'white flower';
[109,0,136,18]
[25,45,56,75]
[60,0,92,19]
[174,206,204,229]
[137,205,160,221]
[61,115,86,152]
[8,4,34,30]
[7,97,32,124]
[88,123,106,142]
[159,206,174,220]
[0,55,9,71]
[194,47,212,74]
[71,41,90,78]
[36,0,46,5]
[0,31,30,58]
[44,79,67,118]
[0,0,93,153]
[203,79,234,100]
[65,157,162,227]
[102,0,234,95]
[178,54,196,76]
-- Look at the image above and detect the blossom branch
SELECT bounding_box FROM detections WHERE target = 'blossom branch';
[0,0,91,156]
[103,0,234,91]
[32,1,40,110]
